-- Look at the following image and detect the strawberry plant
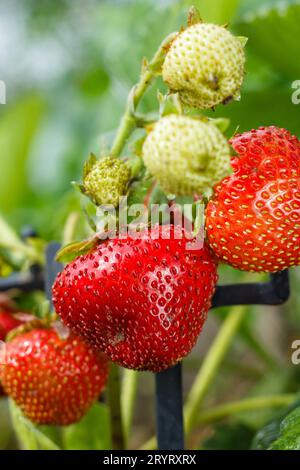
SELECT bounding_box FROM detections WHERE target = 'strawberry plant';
[1,0,300,453]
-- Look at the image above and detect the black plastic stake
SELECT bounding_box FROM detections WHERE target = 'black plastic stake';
[212,270,290,308]
[155,363,184,450]
[155,270,290,450]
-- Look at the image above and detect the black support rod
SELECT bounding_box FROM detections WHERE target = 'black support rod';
[155,363,184,450]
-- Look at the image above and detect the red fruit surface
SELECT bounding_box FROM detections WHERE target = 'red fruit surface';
[206,126,300,272]
[52,224,218,372]
[0,328,109,425]
[0,311,24,341]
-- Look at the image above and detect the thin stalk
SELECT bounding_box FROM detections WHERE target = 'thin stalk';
[62,211,80,246]
[121,370,139,445]
[196,394,295,425]
[110,32,177,157]
[107,363,125,450]
[184,306,247,434]
[241,325,277,369]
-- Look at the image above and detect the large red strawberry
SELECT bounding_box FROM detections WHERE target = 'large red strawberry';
[206,126,300,272]
[52,224,217,372]
[0,328,108,425]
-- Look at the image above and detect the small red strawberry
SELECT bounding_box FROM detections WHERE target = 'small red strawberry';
[0,328,108,425]
[0,310,28,398]
[52,224,218,372]
[206,126,300,272]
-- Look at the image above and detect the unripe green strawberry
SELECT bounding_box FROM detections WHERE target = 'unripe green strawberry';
[83,155,131,207]
[142,114,231,196]
[162,23,246,109]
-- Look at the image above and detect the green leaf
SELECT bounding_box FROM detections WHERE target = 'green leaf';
[62,403,111,450]
[203,423,255,450]
[252,397,300,449]
[9,399,60,450]
[0,399,13,450]
[236,2,300,79]
[269,408,300,450]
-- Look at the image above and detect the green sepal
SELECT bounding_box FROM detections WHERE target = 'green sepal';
[237,36,248,47]
[158,91,182,117]
[71,180,86,196]
[83,152,97,179]
[208,117,231,133]
[55,235,100,264]
[187,6,203,27]
[130,136,146,157]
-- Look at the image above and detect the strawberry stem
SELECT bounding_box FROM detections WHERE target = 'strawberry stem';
[107,363,125,450]
[110,32,177,158]
[62,211,80,246]
[121,370,138,446]
[196,394,295,426]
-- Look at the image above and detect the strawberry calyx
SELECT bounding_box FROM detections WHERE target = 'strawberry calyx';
[5,315,56,342]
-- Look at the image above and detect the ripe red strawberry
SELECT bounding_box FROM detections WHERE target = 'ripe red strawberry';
[52,224,217,372]
[0,311,28,398]
[0,311,24,341]
[0,328,108,425]
[206,126,300,272]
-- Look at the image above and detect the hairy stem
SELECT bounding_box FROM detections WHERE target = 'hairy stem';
[107,363,125,450]
[184,306,247,434]
[110,32,176,157]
